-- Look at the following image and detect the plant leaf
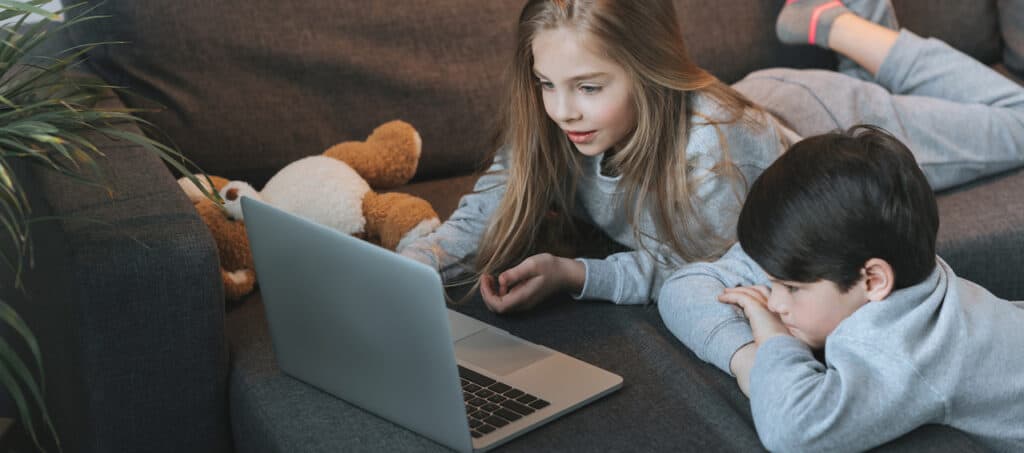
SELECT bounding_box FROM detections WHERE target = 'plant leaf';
[0,0,58,20]
[0,359,39,450]
[0,334,57,451]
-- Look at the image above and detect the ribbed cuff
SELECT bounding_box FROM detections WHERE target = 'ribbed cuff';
[400,246,434,267]
[705,318,756,376]
[573,258,620,302]
[752,335,812,377]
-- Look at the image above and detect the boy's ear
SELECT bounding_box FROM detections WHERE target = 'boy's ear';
[862,258,894,302]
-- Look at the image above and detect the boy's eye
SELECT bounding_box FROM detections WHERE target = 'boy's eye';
[580,85,601,94]
[784,284,798,293]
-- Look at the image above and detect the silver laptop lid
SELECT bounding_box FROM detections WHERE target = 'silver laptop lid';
[242,196,473,452]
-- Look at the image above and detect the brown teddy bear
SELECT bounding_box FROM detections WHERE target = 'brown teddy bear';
[179,175,256,301]
[180,120,441,302]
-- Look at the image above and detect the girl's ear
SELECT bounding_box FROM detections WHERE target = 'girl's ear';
[862,258,895,302]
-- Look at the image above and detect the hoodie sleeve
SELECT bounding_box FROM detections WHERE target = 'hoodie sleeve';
[749,335,947,452]
[399,148,508,282]
[571,152,751,303]
[572,241,683,305]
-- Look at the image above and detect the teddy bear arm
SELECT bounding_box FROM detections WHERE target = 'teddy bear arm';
[222,268,256,301]
[363,192,440,250]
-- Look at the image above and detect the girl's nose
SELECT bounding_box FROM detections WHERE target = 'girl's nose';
[554,94,581,123]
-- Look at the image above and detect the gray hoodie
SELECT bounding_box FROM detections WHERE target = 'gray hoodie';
[668,245,1024,452]
[400,92,788,375]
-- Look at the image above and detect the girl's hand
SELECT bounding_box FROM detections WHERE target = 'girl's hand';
[718,286,791,345]
[479,253,584,314]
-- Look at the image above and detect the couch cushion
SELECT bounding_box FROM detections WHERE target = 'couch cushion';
[936,168,1024,299]
[895,0,1002,65]
[71,0,522,185]
[225,161,1024,452]
[1002,0,1024,76]
[70,0,1001,186]
[227,287,985,452]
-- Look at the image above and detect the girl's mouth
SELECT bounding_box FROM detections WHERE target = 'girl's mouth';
[566,130,596,144]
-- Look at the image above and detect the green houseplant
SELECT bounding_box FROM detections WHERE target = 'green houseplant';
[0,1,211,450]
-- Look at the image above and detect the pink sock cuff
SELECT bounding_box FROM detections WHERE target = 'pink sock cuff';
[809,0,843,44]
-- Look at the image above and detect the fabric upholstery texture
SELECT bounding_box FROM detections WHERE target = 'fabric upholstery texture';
[8,92,229,452]
[998,0,1024,75]
[936,168,1024,298]
[894,0,1002,64]
[68,0,1000,185]
[227,290,986,452]
[27,0,1015,451]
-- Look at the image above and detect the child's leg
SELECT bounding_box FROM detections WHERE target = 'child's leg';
[777,0,900,81]
[827,14,898,77]
[776,1,897,45]
[1000,0,1024,77]
[778,1,899,77]
[834,0,900,81]
[735,30,1024,190]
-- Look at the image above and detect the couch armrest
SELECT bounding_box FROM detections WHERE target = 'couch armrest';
[2,95,229,452]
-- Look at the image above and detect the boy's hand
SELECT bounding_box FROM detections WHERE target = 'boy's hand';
[718,286,791,345]
[479,253,585,314]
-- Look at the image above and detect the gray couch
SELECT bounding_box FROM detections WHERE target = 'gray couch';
[10,0,1022,451]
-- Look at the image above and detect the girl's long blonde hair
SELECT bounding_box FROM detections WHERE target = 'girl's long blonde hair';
[467,0,764,291]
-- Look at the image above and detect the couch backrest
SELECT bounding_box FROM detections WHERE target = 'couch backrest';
[69,0,1002,186]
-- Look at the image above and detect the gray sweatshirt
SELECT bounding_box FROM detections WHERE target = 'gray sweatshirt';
[668,245,1024,452]
[400,92,789,371]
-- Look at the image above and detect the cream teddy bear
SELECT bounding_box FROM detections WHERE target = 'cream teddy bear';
[181,120,441,302]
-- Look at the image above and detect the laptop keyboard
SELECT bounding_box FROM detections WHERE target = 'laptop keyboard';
[458,365,550,439]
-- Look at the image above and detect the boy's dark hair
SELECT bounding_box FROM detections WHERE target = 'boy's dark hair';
[737,125,938,292]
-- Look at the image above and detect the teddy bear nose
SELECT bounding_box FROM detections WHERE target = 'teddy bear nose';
[226,188,239,201]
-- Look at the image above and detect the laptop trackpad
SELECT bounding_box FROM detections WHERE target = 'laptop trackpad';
[455,329,554,376]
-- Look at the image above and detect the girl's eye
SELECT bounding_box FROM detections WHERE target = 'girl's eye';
[580,85,601,94]
[537,80,555,90]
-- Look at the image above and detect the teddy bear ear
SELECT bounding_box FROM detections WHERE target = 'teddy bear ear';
[322,120,422,190]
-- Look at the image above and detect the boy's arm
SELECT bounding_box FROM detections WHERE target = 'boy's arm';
[749,335,946,452]
[656,243,769,375]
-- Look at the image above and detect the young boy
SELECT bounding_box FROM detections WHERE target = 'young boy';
[702,126,1024,451]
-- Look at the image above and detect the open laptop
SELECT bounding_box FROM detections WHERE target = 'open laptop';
[241,197,623,452]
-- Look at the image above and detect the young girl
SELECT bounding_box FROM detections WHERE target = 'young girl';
[403,0,787,317]
[400,0,1024,375]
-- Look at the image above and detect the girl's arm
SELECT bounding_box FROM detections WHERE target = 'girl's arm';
[749,336,946,452]
[575,156,765,373]
[572,244,682,305]
[400,148,509,281]
[573,157,756,306]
